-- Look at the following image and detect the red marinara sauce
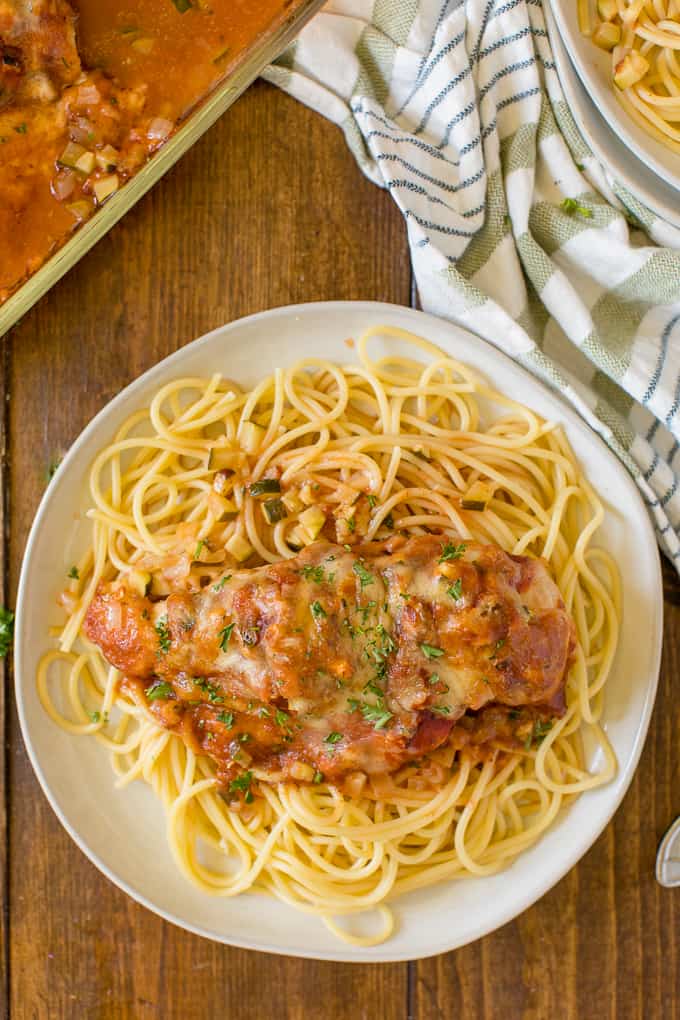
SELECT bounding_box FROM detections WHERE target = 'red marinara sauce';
[0,0,290,304]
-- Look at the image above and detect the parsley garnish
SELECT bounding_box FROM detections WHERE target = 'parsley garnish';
[438,542,466,563]
[146,680,174,701]
[353,562,374,588]
[155,617,171,654]
[323,731,343,745]
[361,700,393,730]
[421,643,444,659]
[524,719,553,750]
[310,600,327,620]
[67,566,79,580]
[218,623,235,651]
[194,677,223,703]
[14,122,27,134]
[229,771,254,803]
[213,574,232,592]
[367,495,378,508]
[432,704,451,715]
[217,711,234,727]
[428,673,440,685]
[384,513,394,529]
[275,709,290,728]
[300,564,325,583]
[447,578,463,600]
[313,770,324,784]
[194,539,204,559]
[561,197,592,218]
[347,515,356,533]
[90,711,101,723]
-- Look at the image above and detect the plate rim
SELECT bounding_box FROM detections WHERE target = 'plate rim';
[545,4,680,229]
[548,0,680,194]
[14,300,664,962]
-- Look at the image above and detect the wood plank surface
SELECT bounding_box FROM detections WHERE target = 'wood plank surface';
[6,83,410,1020]
[3,78,679,1020]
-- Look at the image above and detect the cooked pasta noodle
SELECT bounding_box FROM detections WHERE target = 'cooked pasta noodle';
[579,0,680,152]
[38,326,619,945]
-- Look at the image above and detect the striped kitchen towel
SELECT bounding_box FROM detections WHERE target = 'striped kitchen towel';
[264,0,680,569]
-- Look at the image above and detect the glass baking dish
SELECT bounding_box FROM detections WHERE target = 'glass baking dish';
[0,0,323,339]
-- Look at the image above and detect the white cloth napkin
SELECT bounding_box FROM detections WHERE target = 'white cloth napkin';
[265,0,680,569]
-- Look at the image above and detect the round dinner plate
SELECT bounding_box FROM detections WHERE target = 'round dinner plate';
[15,302,663,963]
[548,0,680,197]
[546,4,680,230]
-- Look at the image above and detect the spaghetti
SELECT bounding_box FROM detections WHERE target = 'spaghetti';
[38,326,619,945]
[579,0,680,153]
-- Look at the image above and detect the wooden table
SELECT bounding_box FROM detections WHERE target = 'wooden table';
[2,81,679,1020]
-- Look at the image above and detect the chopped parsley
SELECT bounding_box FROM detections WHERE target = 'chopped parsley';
[258,706,270,718]
[361,700,393,730]
[67,566,79,580]
[367,494,378,508]
[353,562,374,588]
[213,574,232,592]
[561,197,592,219]
[155,616,171,654]
[300,564,325,583]
[217,711,235,727]
[421,643,444,659]
[146,680,174,701]
[313,770,324,784]
[275,709,291,728]
[428,673,440,685]
[194,677,223,703]
[447,578,463,600]
[438,542,466,563]
[310,600,327,620]
[228,771,254,803]
[384,513,394,529]
[524,719,553,750]
[14,122,27,134]
[90,711,101,723]
[432,704,451,715]
[218,622,235,651]
[194,539,204,559]
[323,731,343,745]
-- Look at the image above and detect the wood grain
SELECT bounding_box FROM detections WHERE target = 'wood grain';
[6,82,409,1020]
[4,76,679,1020]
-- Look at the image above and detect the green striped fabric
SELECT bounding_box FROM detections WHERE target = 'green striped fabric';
[264,0,680,568]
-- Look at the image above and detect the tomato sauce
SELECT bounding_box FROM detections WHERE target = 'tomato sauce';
[0,0,291,304]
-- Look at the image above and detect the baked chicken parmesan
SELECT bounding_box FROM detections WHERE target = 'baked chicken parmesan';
[84,534,576,799]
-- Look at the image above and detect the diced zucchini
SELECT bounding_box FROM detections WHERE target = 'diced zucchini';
[74,150,96,175]
[95,144,119,171]
[93,174,119,204]
[263,498,287,525]
[127,569,151,596]
[57,141,86,170]
[614,50,649,89]
[299,505,326,541]
[282,490,304,515]
[225,533,253,562]
[65,200,93,222]
[240,421,265,455]
[597,0,617,20]
[208,447,240,471]
[287,525,310,549]
[249,478,281,498]
[593,21,620,49]
[212,494,238,521]
[460,481,493,511]
[289,761,315,782]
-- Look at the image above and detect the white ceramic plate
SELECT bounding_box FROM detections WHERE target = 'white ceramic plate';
[16,302,662,963]
[549,0,680,196]
[546,4,680,229]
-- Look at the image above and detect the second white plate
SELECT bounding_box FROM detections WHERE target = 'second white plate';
[547,3,680,229]
[549,0,680,200]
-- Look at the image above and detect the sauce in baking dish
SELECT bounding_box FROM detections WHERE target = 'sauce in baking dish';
[0,0,291,303]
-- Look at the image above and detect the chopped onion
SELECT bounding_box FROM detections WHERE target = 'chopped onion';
[70,119,95,146]
[78,83,101,105]
[147,117,173,141]
[51,171,75,201]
